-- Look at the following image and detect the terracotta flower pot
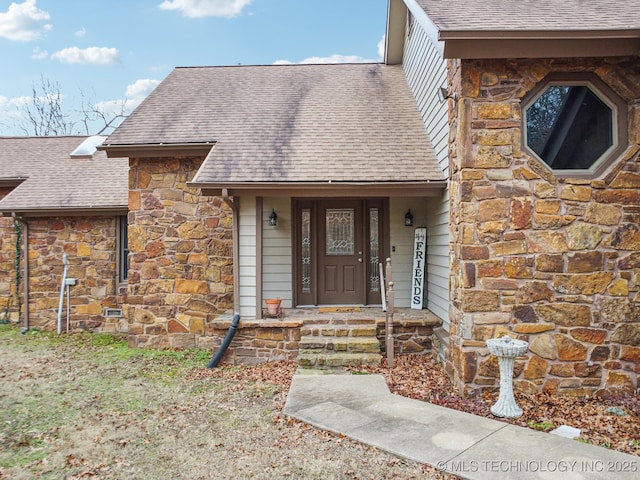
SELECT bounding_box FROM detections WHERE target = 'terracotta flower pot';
[265,299,281,316]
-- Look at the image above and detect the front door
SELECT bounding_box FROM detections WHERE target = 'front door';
[317,200,364,305]
[294,199,386,306]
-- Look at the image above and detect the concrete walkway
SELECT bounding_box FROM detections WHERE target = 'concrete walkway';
[283,372,639,479]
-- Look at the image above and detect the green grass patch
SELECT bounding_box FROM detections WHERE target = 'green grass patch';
[527,420,554,431]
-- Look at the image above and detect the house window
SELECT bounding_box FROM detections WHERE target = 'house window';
[523,73,627,178]
[117,215,129,282]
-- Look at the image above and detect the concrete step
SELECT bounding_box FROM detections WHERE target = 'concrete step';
[297,352,382,368]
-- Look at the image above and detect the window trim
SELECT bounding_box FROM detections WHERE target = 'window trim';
[522,72,628,179]
[116,215,128,284]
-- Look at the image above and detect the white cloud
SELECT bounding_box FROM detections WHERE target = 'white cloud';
[159,0,251,18]
[30,46,47,59]
[0,0,51,41]
[50,46,120,65]
[377,34,385,59]
[0,95,31,133]
[125,79,160,100]
[274,54,378,65]
[0,95,31,109]
[93,79,161,121]
[75,26,86,38]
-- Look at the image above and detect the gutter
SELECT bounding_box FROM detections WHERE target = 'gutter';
[11,213,29,334]
[2,207,127,217]
[98,141,215,159]
[438,28,640,41]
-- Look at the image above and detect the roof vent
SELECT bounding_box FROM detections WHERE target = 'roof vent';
[70,135,107,158]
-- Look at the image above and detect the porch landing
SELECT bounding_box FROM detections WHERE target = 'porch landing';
[209,308,442,367]
[214,307,441,327]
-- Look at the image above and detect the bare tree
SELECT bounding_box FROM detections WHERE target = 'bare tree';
[78,94,128,136]
[18,75,79,136]
[15,75,128,136]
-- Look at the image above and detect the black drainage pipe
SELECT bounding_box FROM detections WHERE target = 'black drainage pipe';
[207,314,240,368]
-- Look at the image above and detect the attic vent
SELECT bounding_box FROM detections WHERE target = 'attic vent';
[70,135,107,158]
[104,308,123,318]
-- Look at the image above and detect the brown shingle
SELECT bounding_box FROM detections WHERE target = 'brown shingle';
[0,136,128,213]
[416,0,640,33]
[105,63,444,184]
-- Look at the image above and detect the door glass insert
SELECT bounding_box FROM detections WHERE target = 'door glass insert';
[301,208,311,293]
[326,208,354,255]
[369,208,380,292]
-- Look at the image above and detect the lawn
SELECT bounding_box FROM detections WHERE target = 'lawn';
[0,325,452,480]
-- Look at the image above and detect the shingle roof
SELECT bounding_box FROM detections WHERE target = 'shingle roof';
[415,0,640,34]
[0,136,128,213]
[105,63,444,184]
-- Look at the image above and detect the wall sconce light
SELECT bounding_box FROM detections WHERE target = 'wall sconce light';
[437,86,458,103]
[269,209,278,226]
[404,209,414,227]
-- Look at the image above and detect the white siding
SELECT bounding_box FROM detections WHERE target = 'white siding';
[238,197,257,318]
[402,11,451,329]
[262,197,292,307]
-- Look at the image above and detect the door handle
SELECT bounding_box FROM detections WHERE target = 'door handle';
[358,258,363,262]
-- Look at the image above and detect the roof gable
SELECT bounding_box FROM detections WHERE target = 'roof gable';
[104,63,445,188]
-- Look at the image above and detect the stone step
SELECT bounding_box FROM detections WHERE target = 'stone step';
[300,325,378,338]
[297,317,381,368]
[297,352,382,368]
[299,335,380,353]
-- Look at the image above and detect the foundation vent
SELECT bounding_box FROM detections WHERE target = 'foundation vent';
[104,308,123,318]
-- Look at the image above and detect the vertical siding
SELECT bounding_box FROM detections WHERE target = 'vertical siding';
[261,197,292,307]
[402,12,451,329]
[238,197,257,318]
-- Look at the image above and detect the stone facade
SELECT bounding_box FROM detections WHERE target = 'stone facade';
[201,319,302,364]
[0,210,18,322]
[126,156,234,349]
[447,56,640,397]
[0,215,126,331]
[198,316,436,366]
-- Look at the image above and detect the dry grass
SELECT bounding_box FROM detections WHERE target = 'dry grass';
[0,326,454,480]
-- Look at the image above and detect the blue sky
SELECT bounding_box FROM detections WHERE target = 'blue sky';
[0,0,388,135]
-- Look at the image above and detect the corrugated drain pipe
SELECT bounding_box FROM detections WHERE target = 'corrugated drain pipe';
[207,189,240,368]
[11,214,29,334]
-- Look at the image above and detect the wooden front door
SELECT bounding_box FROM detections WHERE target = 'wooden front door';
[294,199,386,306]
[317,200,364,305]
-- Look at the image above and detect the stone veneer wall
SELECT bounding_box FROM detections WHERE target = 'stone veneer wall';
[447,56,640,397]
[25,216,125,331]
[197,317,437,366]
[126,157,234,349]
[200,319,302,364]
[0,188,18,321]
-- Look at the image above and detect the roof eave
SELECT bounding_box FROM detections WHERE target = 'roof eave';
[0,177,27,187]
[190,180,447,198]
[385,0,408,65]
[1,206,128,218]
[99,142,215,158]
[439,30,640,59]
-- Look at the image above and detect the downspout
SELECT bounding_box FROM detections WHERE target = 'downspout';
[11,214,29,334]
[207,189,240,368]
[56,253,69,334]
